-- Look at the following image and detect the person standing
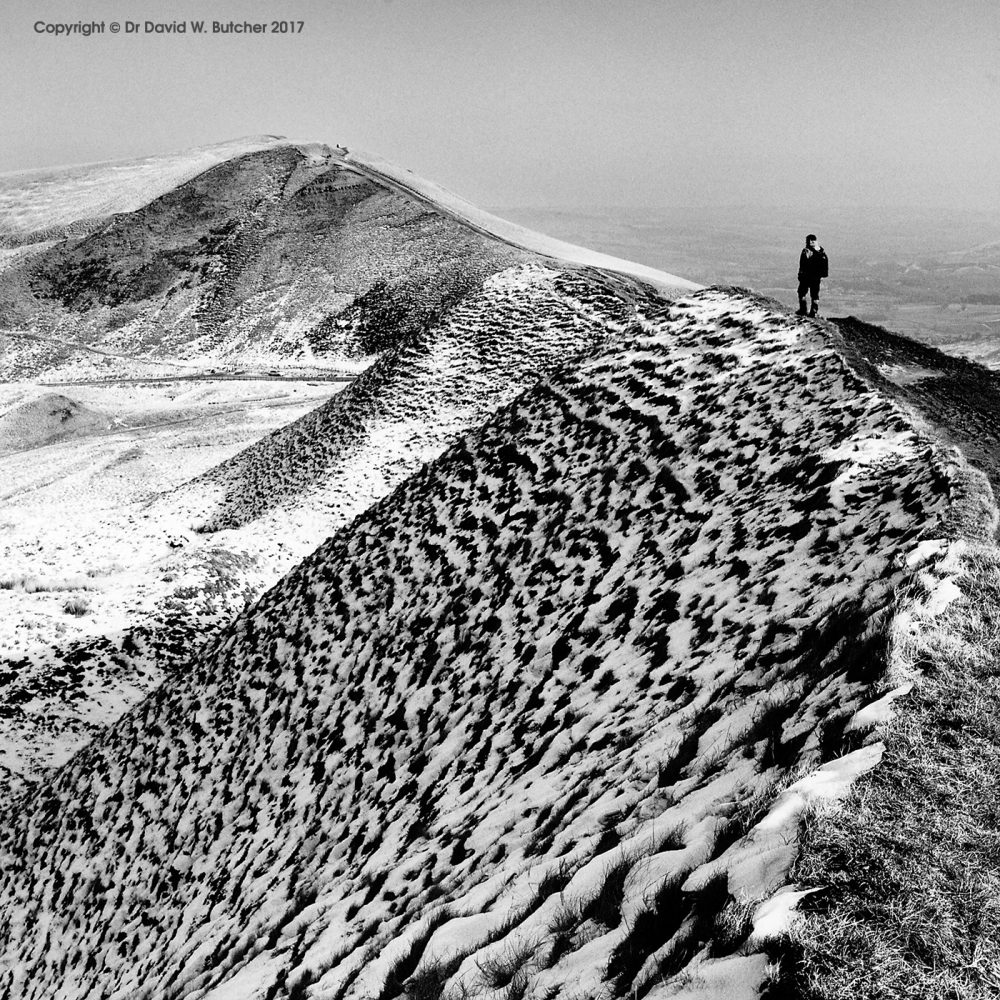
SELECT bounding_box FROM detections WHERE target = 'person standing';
[797,234,828,317]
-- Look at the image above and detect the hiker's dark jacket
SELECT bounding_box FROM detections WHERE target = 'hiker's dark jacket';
[798,247,829,282]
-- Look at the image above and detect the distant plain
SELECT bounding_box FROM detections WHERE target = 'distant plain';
[498,205,1000,366]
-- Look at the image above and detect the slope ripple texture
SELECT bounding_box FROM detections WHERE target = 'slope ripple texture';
[194,262,636,529]
[0,263,634,807]
[0,290,964,999]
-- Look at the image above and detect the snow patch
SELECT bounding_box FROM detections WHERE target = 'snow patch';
[846,684,914,732]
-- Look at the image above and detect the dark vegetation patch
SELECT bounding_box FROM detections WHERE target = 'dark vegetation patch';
[767,551,1000,999]
[310,272,484,357]
[606,873,688,993]
[833,315,1000,514]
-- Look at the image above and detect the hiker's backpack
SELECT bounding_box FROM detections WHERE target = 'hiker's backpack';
[819,250,829,278]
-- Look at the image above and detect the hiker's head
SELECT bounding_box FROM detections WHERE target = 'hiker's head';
[806,234,818,247]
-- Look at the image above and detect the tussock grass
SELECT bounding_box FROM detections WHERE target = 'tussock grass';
[475,937,539,991]
[402,962,457,1000]
[582,855,634,930]
[769,548,1000,998]
[62,595,91,616]
[85,564,121,578]
[535,857,579,902]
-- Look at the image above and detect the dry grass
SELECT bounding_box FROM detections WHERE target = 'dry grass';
[0,574,92,593]
[475,937,540,992]
[62,595,91,616]
[768,548,1000,998]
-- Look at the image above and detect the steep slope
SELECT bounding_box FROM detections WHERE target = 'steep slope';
[0,289,977,1000]
[0,262,641,806]
[832,314,1000,500]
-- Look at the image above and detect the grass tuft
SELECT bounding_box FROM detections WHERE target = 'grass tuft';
[476,938,538,991]
[62,595,91,616]
[770,549,1000,998]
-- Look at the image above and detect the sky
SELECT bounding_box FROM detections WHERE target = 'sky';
[0,0,998,213]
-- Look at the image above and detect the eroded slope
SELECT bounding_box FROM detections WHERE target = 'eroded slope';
[833,313,1000,507]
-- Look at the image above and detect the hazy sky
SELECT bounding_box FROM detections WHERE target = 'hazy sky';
[1,0,997,212]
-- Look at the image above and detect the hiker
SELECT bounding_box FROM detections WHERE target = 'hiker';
[796,234,828,317]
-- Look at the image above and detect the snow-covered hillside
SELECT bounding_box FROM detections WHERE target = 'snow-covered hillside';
[0,139,683,802]
[2,138,996,1000]
[0,288,977,1000]
[0,138,695,383]
[0,260,646,805]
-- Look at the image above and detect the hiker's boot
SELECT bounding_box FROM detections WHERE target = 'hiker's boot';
[796,298,808,316]
[809,301,819,317]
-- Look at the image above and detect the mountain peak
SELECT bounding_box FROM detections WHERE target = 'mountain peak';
[0,137,699,296]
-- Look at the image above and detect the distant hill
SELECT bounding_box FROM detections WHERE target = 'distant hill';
[0,139,696,382]
[0,145,523,378]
